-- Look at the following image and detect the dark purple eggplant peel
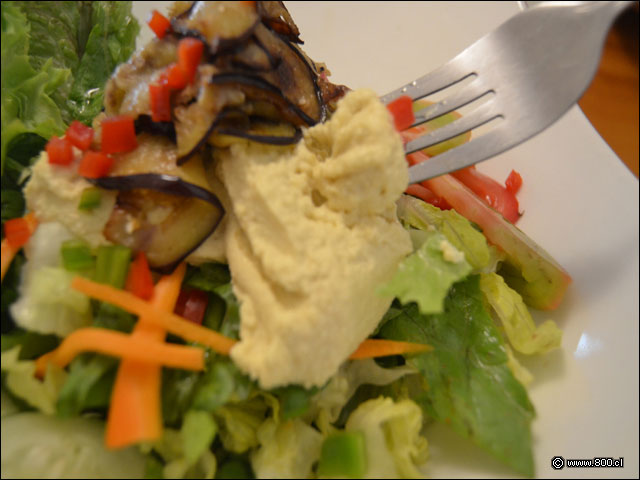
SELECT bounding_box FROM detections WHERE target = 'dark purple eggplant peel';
[91,174,224,273]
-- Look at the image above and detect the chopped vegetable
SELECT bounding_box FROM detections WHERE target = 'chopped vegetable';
[106,263,185,449]
[70,276,238,355]
[94,245,132,289]
[1,213,37,281]
[349,339,432,360]
[65,121,94,151]
[386,95,415,131]
[505,169,523,194]
[100,115,137,154]
[34,327,204,378]
[405,184,451,210]
[317,431,367,478]
[174,288,209,324]
[77,187,102,211]
[148,10,171,39]
[177,38,204,85]
[45,136,73,166]
[60,240,95,272]
[149,82,172,122]
[166,63,187,90]
[124,252,154,300]
[78,151,114,179]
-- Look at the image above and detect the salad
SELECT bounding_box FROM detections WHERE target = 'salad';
[1,2,572,479]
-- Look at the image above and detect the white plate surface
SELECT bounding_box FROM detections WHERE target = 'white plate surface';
[134,2,639,478]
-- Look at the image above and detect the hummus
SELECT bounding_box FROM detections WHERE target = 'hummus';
[218,89,412,388]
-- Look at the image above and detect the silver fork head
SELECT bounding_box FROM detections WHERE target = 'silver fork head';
[383,1,632,184]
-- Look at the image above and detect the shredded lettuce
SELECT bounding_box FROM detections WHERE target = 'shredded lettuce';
[480,272,562,355]
[379,276,536,477]
[344,397,429,479]
[378,229,472,314]
[251,418,323,479]
[0,346,67,415]
[396,195,504,272]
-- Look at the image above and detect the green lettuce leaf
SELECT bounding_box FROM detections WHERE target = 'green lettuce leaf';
[344,396,429,479]
[0,346,67,415]
[378,229,472,314]
[480,272,562,355]
[379,276,536,477]
[397,195,504,272]
[1,412,146,478]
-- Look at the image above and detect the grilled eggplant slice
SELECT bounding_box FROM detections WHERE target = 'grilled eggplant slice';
[257,1,301,43]
[172,1,260,54]
[98,174,223,273]
[213,115,301,146]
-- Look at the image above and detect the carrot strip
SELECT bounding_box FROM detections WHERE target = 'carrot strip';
[34,327,204,378]
[349,339,432,360]
[105,263,186,449]
[71,276,237,355]
[1,213,38,282]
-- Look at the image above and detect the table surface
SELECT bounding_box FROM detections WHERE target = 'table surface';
[578,7,638,178]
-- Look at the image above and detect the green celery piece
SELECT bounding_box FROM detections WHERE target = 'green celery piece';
[317,431,367,479]
[379,276,535,477]
[61,239,95,272]
[94,245,131,288]
[378,229,472,314]
[413,101,471,157]
[273,385,318,421]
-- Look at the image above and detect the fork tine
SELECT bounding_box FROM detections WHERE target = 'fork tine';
[404,101,499,154]
[410,77,490,128]
[408,127,509,184]
[380,56,472,104]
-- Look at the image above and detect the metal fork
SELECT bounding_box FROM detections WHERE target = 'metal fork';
[381,1,632,185]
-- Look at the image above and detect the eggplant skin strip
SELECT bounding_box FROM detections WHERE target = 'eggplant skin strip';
[89,174,224,212]
[216,127,302,145]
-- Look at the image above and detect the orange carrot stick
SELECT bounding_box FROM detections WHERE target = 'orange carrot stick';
[34,327,204,378]
[105,263,186,449]
[1,213,38,282]
[349,339,432,360]
[71,276,237,354]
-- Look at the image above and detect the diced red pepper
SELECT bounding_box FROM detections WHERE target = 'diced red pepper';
[386,95,415,131]
[46,136,74,166]
[174,288,209,325]
[505,169,523,195]
[101,115,137,154]
[177,38,204,85]
[149,83,172,122]
[78,151,114,179]
[166,63,187,90]
[65,121,95,151]
[3,217,32,249]
[148,10,171,39]
[125,252,154,300]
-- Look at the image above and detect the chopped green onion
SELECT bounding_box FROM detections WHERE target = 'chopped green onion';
[95,245,131,288]
[61,240,95,272]
[278,385,314,421]
[317,431,367,478]
[78,187,102,211]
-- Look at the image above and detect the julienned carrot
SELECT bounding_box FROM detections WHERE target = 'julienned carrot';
[34,328,204,378]
[71,276,237,355]
[1,213,38,282]
[349,339,432,360]
[106,263,186,449]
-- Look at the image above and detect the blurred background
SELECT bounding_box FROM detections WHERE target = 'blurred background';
[578,4,638,177]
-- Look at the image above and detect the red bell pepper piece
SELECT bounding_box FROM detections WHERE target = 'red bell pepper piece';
[66,121,95,151]
[148,10,171,39]
[46,136,74,166]
[386,95,415,131]
[174,288,209,325]
[149,83,172,122]
[78,151,114,179]
[125,252,155,300]
[177,38,204,85]
[505,169,523,195]
[101,115,137,154]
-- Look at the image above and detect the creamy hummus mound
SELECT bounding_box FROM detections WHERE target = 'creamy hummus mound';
[218,89,412,388]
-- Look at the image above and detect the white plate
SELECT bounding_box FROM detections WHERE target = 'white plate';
[134,2,639,478]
